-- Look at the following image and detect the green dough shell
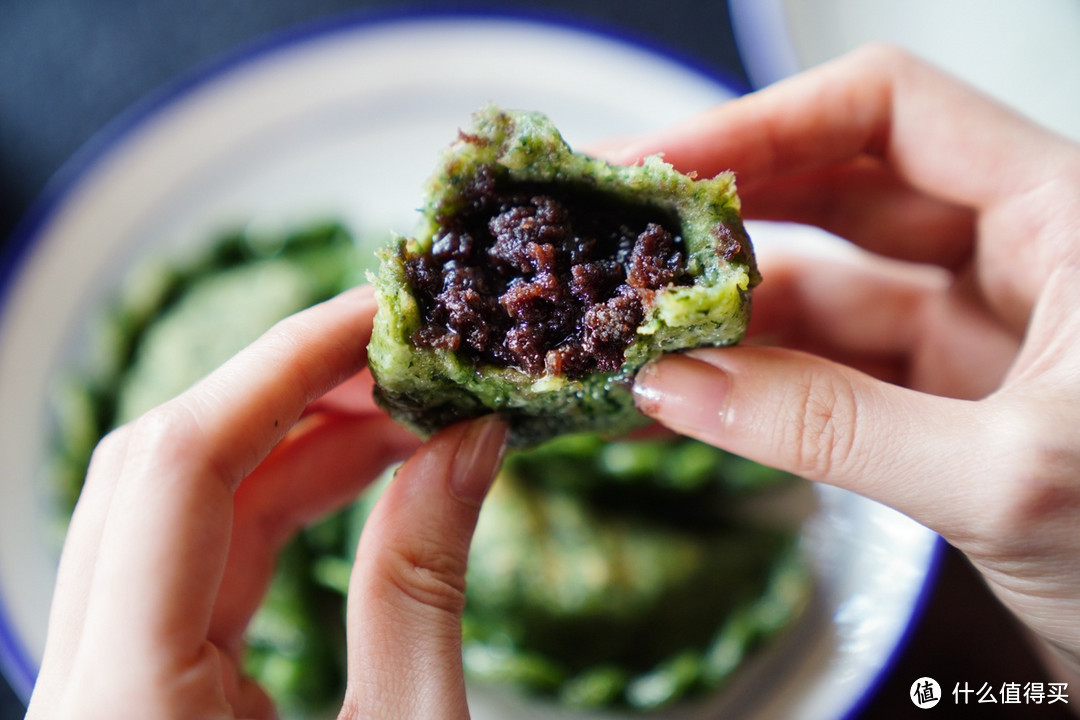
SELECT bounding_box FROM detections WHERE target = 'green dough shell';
[369,106,758,445]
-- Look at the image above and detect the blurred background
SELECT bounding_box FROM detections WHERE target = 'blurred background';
[2,1,1078,718]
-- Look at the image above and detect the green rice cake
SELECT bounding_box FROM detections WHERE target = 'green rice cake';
[369,107,758,445]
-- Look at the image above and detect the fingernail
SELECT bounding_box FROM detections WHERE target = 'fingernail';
[633,354,731,436]
[450,415,508,505]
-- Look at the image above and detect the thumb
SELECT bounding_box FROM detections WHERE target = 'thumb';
[340,415,507,720]
[633,347,993,539]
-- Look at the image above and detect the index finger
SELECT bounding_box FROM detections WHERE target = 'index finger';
[604,44,1064,211]
[76,284,380,668]
[599,44,1080,333]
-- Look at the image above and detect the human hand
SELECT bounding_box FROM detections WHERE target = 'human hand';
[25,285,507,720]
[600,45,1080,678]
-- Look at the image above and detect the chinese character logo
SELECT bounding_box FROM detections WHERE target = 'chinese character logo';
[911,677,942,709]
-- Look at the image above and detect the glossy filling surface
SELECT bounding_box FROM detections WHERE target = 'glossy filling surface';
[405,168,689,379]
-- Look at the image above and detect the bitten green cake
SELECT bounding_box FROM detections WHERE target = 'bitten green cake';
[368,106,759,445]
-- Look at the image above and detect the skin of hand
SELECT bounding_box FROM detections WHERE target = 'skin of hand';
[25,285,508,720]
[599,44,1080,681]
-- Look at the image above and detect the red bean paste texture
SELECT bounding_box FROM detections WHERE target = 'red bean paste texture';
[404,167,691,380]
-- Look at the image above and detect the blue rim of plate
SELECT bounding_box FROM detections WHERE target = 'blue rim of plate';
[0,597,33,703]
[845,537,944,719]
[0,4,941,715]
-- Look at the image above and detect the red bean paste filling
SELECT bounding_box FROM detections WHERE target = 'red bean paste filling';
[404,167,691,379]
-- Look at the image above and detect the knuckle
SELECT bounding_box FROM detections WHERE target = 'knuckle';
[87,423,132,468]
[785,370,861,480]
[127,400,203,457]
[136,397,199,431]
[118,400,236,489]
[962,408,1080,561]
[993,423,1080,534]
[379,539,469,617]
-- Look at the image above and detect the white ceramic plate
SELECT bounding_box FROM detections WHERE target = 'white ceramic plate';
[0,11,940,718]
[728,0,1080,143]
